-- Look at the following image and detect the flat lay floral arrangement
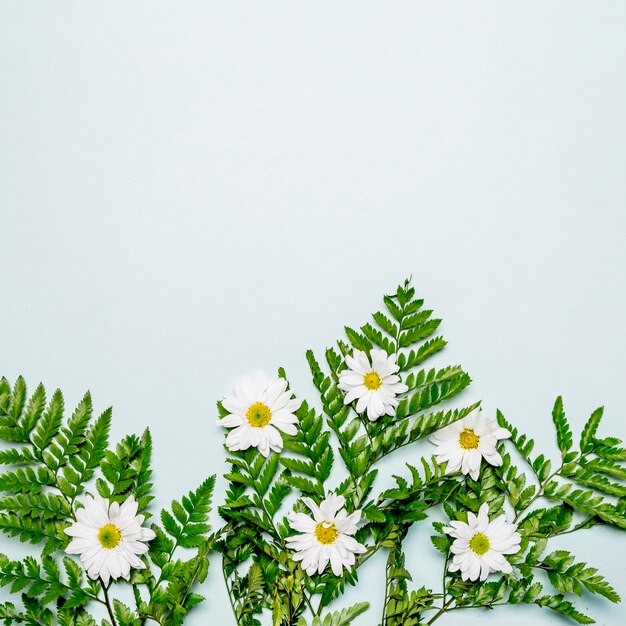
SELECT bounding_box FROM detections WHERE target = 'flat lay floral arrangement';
[1,281,625,626]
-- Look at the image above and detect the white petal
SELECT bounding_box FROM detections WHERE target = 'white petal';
[320,494,345,520]
[218,414,245,428]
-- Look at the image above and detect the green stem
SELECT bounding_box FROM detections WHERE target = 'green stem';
[315,593,324,617]
[303,591,316,618]
[441,552,448,606]
[513,466,562,524]
[380,550,394,626]
[553,516,595,536]
[448,601,510,611]
[426,549,451,624]
[137,535,180,626]
[222,554,242,626]
[425,600,453,625]
[356,542,384,570]
[512,451,591,524]
[102,581,118,626]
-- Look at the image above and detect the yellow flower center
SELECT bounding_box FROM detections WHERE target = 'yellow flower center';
[246,402,272,428]
[459,428,480,450]
[469,532,490,556]
[97,523,122,549]
[363,372,382,390]
[314,521,339,545]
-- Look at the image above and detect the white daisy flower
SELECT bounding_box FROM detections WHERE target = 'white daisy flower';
[430,408,511,480]
[286,494,367,576]
[65,494,155,584]
[444,503,521,581]
[338,349,408,421]
[219,372,301,457]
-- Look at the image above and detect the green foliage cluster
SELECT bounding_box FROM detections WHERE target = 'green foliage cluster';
[1,280,624,626]
[421,396,625,625]
[217,280,626,626]
[0,377,215,626]
[218,281,473,625]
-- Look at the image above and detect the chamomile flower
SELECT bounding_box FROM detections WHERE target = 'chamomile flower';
[219,372,301,457]
[338,349,408,421]
[430,408,511,480]
[65,494,155,584]
[286,494,367,576]
[444,503,521,581]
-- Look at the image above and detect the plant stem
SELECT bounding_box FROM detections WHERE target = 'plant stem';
[426,600,453,625]
[512,450,592,524]
[441,552,448,607]
[315,594,324,616]
[102,581,118,626]
[425,550,451,624]
[222,555,242,626]
[449,601,510,611]
[513,464,564,524]
[138,530,184,626]
[380,551,394,626]
[356,541,384,570]
[303,591,316,618]
[553,516,595,536]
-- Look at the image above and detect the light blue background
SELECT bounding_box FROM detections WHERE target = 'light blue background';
[1,2,625,624]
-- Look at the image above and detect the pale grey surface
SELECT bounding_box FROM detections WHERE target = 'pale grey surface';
[1,2,625,624]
